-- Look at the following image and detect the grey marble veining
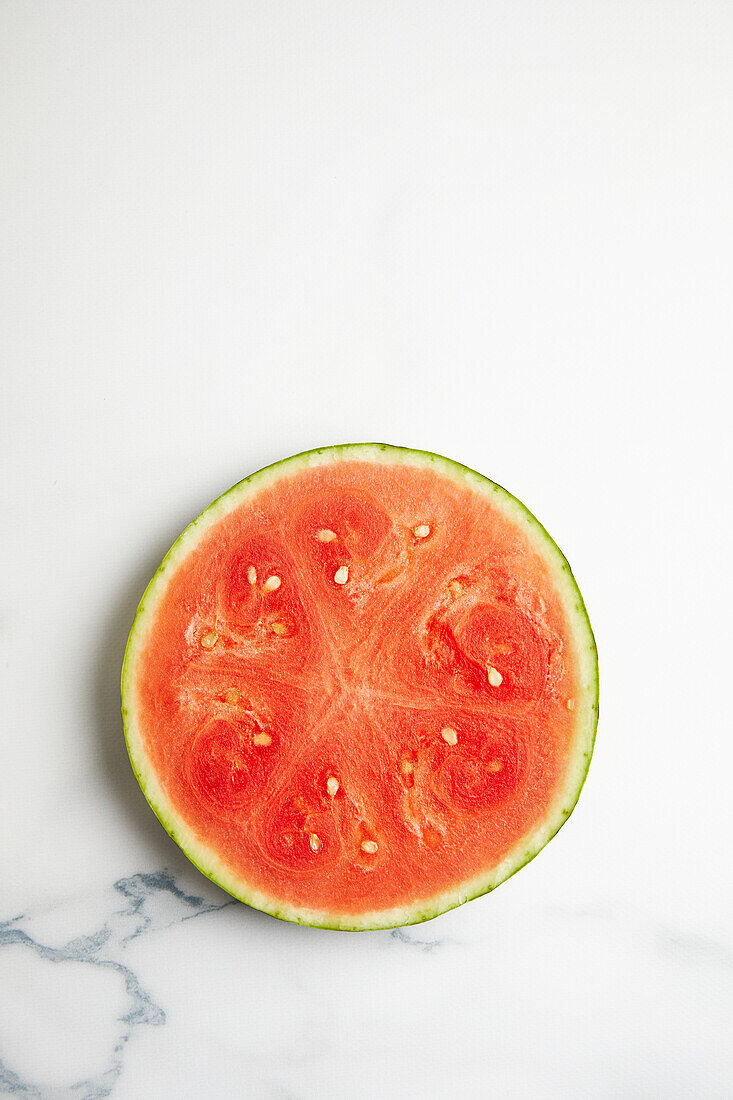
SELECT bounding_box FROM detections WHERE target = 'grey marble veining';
[0,870,457,1099]
[0,872,233,1099]
[389,927,449,952]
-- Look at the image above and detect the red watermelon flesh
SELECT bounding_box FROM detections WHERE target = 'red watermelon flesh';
[122,445,597,929]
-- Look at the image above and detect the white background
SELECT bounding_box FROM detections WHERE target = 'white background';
[2,3,731,1098]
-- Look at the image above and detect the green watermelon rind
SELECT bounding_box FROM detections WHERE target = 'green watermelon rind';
[121,443,598,931]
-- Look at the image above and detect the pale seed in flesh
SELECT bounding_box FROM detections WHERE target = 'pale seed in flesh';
[270,621,288,635]
[326,776,340,797]
[225,689,240,705]
[309,833,321,852]
[361,840,378,854]
[316,528,337,542]
[201,631,218,649]
[441,727,458,746]
[412,524,430,539]
[263,575,281,593]
[487,666,503,687]
[486,759,503,773]
[401,759,414,775]
[566,698,575,710]
[247,565,257,585]
[334,565,349,585]
[253,732,272,747]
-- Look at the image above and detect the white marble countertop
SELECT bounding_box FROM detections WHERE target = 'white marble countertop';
[2,3,732,1097]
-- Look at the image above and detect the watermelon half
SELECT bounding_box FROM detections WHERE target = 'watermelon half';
[121,444,598,930]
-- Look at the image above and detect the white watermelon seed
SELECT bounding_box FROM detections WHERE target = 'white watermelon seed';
[253,732,272,747]
[270,621,288,635]
[412,524,430,538]
[309,832,321,852]
[566,698,575,710]
[361,840,378,854]
[201,631,218,649]
[334,565,349,585]
[326,776,340,797]
[316,528,337,542]
[441,727,458,746]
[263,575,281,593]
[487,666,503,687]
[225,689,240,705]
[401,759,414,775]
[247,565,257,585]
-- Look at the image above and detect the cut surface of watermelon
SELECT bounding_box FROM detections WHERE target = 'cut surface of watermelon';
[122,444,598,930]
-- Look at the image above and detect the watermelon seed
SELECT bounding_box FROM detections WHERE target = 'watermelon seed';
[225,689,240,705]
[263,575,281,593]
[400,759,414,775]
[486,759,503,773]
[422,824,443,849]
[326,776,340,797]
[441,727,458,746]
[270,621,289,635]
[361,840,378,854]
[316,528,337,542]
[449,580,463,598]
[412,524,431,539]
[253,732,272,747]
[247,565,257,585]
[487,666,503,687]
[201,631,219,649]
[566,698,575,710]
[334,565,349,585]
[309,832,322,852]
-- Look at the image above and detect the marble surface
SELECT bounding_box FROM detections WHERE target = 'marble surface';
[2,2,732,1096]
[2,868,731,1098]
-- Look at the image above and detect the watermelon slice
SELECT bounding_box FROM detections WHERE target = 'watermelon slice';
[121,445,597,930]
